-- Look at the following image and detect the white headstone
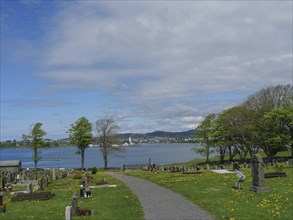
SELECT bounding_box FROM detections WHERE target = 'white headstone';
[52,169,56,181]
[65,206,72,220]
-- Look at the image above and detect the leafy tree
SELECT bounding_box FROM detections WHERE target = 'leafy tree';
[241,84,293,161]
[22,122,47,169]
[264,106,293,160]
[68,117,93,170]
[193,113,216,163]
[96,118,123,169]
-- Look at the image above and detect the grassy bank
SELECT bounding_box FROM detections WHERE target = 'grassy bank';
[183,149,292,165]
[1,172,143,220]
[120,165,293,220]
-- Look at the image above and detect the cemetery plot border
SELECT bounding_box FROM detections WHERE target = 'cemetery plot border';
[264,172,287,178]
[11,192,54,202]
[182,171,203,174]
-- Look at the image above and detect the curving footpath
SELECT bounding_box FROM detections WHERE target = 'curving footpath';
[107,172,214,220]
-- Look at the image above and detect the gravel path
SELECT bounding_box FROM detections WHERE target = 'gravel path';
[107,172,215,220]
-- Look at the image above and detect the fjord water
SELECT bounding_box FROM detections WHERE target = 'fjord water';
[1,143,203,168]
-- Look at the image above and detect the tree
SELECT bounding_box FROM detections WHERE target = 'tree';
[22,122,47,170]
[96,118,123,169]
[241,84,293,162]
[193,113,216,163]
[264,106,293,160]
[68,117,93,170]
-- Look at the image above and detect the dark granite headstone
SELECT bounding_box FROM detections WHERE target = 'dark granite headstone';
[0,192,3,205]
[250,154,269,193]
[38,177,44,190]
[28,183,33,193]
[71,193,78,216]
[0,192,5,213]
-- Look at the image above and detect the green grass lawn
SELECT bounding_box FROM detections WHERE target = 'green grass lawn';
[120,165,293,220]
[1,172,143,220]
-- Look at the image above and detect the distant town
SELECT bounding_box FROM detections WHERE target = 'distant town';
[0,130,196,148]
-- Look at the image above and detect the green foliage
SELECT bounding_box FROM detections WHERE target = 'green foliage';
[68,117,93,169]
[96,178,108,185]
[198,84,293,163]
[194,113,216,162]
[72,173,83,179]
[22,122,47,169]
[91,167,98,175]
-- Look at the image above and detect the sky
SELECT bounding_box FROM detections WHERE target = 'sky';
[1,0,292,141]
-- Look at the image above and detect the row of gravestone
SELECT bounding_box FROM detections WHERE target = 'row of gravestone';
[1,168,69,188]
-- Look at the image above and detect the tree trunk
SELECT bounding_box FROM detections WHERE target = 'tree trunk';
[81,150,85,170]
[228,146,232,162]
[219,146,226,163]
[103,155,108,170]
[206,151,209,163]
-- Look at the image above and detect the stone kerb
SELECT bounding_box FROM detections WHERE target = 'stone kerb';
[11,192,54,202]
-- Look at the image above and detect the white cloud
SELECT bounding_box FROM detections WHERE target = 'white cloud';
[3,1,292,136]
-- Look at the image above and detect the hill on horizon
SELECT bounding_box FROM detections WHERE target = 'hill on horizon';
[122,129,196,139]
[58,129,196,141]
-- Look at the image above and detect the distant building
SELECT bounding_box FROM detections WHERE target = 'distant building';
[0,160,22,172]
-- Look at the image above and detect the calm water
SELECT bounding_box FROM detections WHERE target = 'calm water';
[0,143,207,168]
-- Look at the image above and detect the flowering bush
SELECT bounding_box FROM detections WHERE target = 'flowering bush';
[96,178,107,185]
[77,208,92,216]
[72,173,83,179]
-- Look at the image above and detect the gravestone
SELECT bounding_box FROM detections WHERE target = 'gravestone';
[38,177,44,190]
[206,164,210,170]
[52,169,56,181]
[1,176,6,189]
[250,154,269,193]
[65,206,72,220]
[0,192,6,213]
[27,183,33,193]
[70,193,78,216]
[233,162,240,171]
[182,166,185,173]
[235,170,245,190]
[43,176,49,188]
[0,192,3,205]
[11,192,54,202]
[288,159,293,165]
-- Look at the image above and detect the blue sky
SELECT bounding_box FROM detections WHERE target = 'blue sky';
[1,0,292,140]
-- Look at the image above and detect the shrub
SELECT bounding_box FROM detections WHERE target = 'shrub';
[96,178,108,185]
[91,167,97,175]
[77,208,92,216]
[72,173,83,179]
